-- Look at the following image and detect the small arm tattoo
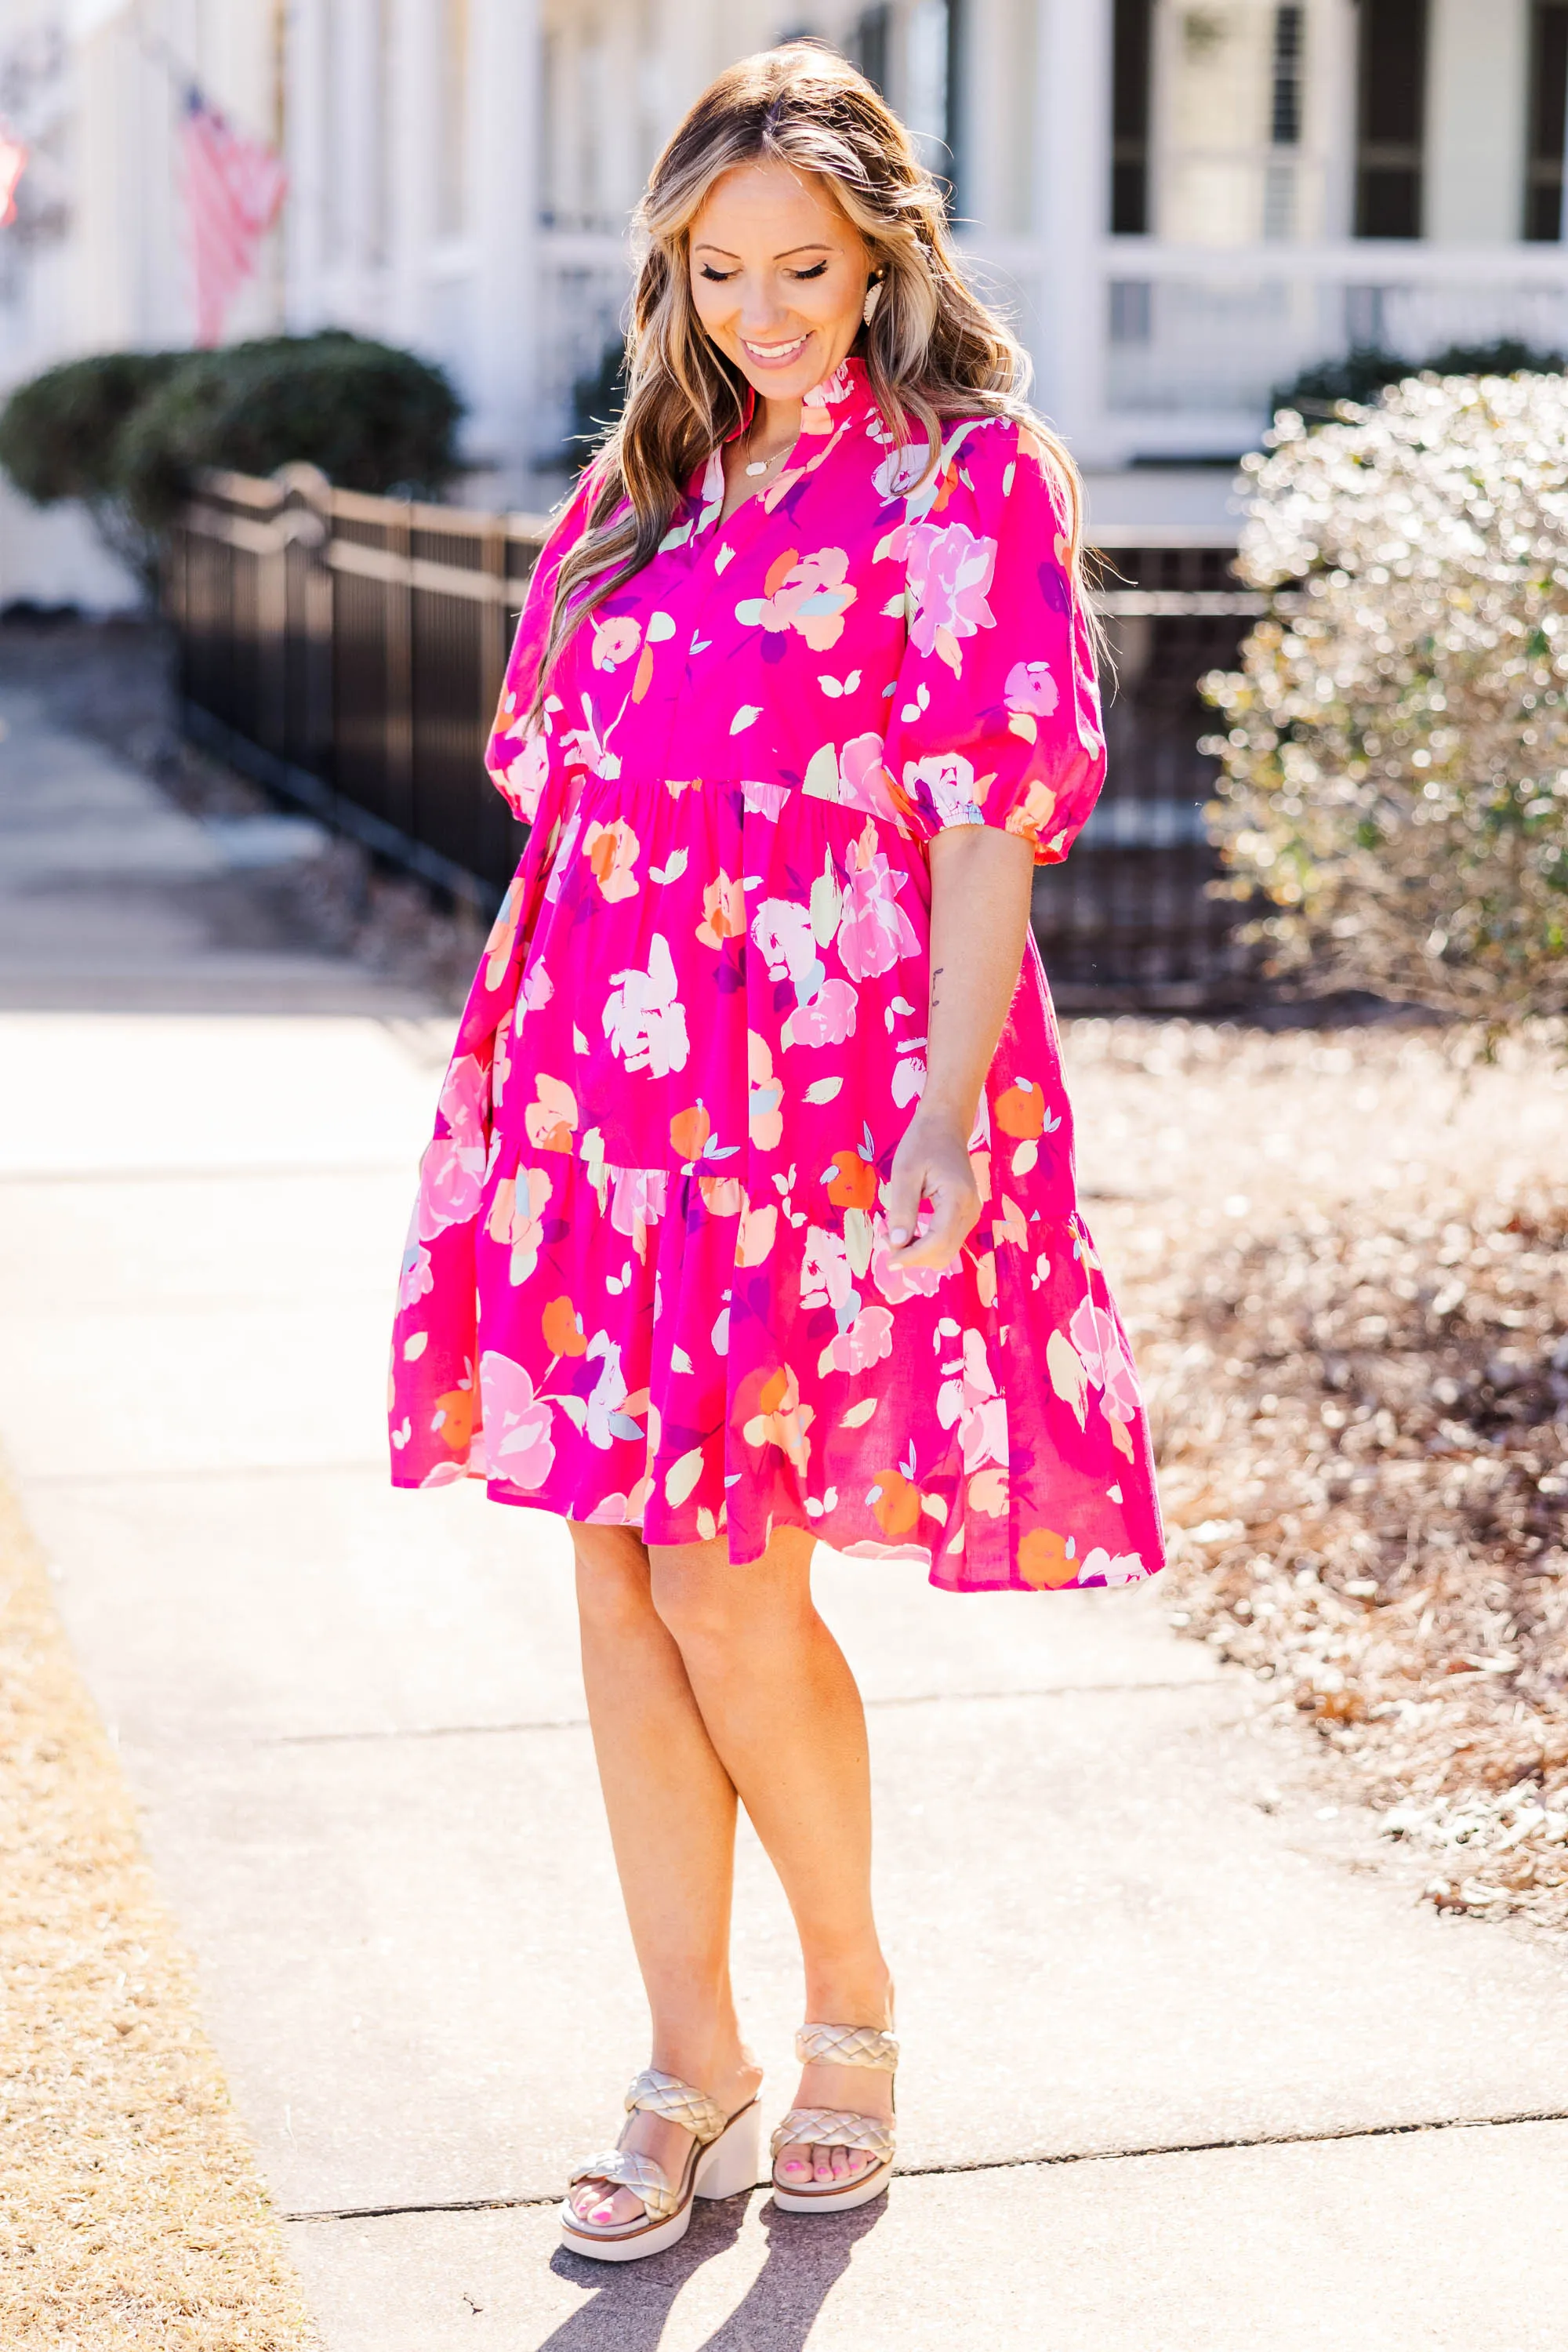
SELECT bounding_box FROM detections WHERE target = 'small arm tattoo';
[931,963,945,1007]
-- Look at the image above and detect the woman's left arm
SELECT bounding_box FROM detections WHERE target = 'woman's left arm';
[881,825,1035,1269]
[878,416,1107,1269]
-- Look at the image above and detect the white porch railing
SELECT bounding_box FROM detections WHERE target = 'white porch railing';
[1101,240,1568,423]
[528,229,1568,469]
[533,229,635,464]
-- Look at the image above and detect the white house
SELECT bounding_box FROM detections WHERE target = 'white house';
[6,0,1568,599]
[0,0,282,604]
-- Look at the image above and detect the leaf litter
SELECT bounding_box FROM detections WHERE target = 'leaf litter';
[1065,1014,1568,1935]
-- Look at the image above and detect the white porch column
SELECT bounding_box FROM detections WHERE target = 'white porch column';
[469,0,543,495]
[1031,0,1112,463]
[282,0,325,330]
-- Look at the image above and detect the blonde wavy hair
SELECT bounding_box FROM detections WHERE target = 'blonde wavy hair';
[530,42,1088,717]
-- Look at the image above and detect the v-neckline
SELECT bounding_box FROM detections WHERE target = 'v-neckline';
[688,355,871,555]
[715,430,804,532]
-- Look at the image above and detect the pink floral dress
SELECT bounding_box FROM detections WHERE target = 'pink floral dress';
[388,357,1164,1595]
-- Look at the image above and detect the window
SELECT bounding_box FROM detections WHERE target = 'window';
[904,0,953,189]
[1109,278,1152,343]
[1526,0,1568,240]
[851,5,892,93]
[1111,0,1154,234]
[1354,0,1428,238]
[1270,5,1304,146]
[946,0,967,212]
[1265,5,1305,238]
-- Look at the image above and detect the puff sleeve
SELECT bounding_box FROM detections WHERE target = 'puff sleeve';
[880,416,1106,865]
[482,470,600,824]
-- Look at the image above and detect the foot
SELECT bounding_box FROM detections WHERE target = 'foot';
[567,2050,762,2232]
[773,2041,895,2192]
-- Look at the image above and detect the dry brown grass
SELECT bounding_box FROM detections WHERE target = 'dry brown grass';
[1065,1017,1568,1936]
[0,1473,318,2350]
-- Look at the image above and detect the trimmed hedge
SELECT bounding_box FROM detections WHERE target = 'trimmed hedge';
[1273,337,1563,424]
[0,351,187,509]
[0,332,464,589]
[117,332,463,528]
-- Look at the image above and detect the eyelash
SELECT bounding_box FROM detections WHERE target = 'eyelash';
[699,262,829,283]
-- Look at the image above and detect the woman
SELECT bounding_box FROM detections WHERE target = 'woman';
[389,45,1164,2261]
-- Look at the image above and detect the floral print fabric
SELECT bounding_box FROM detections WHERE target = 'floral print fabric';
[388,356,1164,1593]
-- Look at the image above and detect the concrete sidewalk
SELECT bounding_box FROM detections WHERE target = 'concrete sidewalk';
[3,681,1566,2350]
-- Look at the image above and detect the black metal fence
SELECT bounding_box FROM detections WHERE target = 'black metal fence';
[1043,537,1264,1001]
[168,468,1260,997]
[169,463,549,906]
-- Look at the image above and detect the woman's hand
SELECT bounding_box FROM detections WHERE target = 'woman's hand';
[880,823,1036,1274]
[881,1105,982,1270]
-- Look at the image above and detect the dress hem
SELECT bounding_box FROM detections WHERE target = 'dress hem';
[387,1457,1165,1596]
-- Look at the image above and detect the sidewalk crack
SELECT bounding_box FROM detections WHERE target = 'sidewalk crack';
[259,1680,1216,1748]
[281,2104,1568,2223]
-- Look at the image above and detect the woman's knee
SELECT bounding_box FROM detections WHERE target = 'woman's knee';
[648,1537,811,1665]
[571,1522,657,1639]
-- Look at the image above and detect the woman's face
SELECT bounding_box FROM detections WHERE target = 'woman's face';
[688,158,873,405]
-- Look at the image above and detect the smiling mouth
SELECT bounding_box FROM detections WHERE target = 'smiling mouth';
[741,333,810,363]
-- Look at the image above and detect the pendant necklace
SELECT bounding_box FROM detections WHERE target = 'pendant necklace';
[742,427,794,479]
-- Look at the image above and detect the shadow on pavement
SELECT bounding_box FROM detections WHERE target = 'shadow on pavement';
[543,2190,887,2349]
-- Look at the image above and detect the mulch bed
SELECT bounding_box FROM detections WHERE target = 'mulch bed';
[1065,1018,1568,1936]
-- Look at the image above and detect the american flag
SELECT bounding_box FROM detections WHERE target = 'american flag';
[180,88,287,347]
[0,129,27,229]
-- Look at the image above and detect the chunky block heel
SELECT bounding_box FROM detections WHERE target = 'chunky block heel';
[694,2097,762,2200]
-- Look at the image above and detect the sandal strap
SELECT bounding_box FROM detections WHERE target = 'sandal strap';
[770,2106,896,2165]
[623,2067,728,2144]
[567,2147,681,2223]
[794,2023,900,2073]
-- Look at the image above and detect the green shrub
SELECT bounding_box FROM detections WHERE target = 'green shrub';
[117,331,463,530]
[0,332,465,593]
[564,336,628,471]
[0,351,187,582]
[1273,337,1563,425]
[1204,371,1568,1032]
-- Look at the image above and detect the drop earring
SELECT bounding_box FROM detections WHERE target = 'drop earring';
[862,274,884,326]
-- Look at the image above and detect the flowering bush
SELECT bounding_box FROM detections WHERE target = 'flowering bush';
[1204,372,1568,1026]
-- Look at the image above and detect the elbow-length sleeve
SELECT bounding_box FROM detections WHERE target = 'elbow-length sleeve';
[881,416,1106,865]
[483,470,600,824]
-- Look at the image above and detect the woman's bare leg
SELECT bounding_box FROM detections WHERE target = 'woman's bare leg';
[567,1522,761,2226]
[648,1528,895,2188]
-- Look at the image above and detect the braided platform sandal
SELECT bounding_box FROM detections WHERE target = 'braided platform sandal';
[769,2023,898,2214]
[560,2067,762,2263]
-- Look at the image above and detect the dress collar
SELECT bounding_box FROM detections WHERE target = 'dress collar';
[691,354,872,541]
[720,380,756,448]
[718,351,869,446]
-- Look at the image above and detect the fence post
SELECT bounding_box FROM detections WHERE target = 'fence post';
[384,497,415,837]
[474,516,513,883]
[274,463,332,779]
[478,517,509,734]
[257,475,289,757]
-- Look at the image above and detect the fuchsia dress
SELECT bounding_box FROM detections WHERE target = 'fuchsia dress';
[388,356,1164,1594]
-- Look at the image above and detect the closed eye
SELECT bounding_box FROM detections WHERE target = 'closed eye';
[697,260,830,282]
